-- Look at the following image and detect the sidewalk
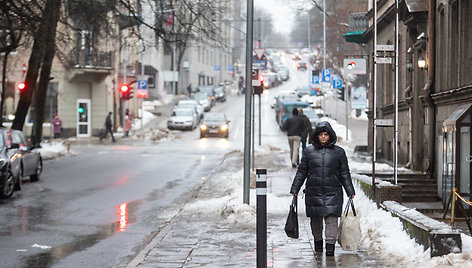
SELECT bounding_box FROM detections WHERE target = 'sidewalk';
[126,150,382,268]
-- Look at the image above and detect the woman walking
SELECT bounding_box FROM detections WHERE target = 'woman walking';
[290,121,355,256]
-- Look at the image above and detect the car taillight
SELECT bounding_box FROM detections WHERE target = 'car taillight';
[282,108,285,117]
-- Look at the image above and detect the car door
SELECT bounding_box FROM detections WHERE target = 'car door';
[11,131,34,176]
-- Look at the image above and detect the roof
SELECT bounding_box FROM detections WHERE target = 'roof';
[342,31,366,44]
[443,104,472,127]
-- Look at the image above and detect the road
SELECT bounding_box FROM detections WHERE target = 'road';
[0,55,370,268]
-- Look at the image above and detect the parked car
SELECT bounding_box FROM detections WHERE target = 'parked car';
[167,108,199,130]
[176,100,204,120]
[297,62,308,71]
[276,100,309,127]
[302,108,321,128]
[214,86,227,102]
[0,128,22,198]
[196,85,216,106]
[9,129,42,182]
[199,112,230,138]
[191,92,212,112]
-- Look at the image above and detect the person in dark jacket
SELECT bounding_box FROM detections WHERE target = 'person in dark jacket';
[282,108,306,168]
[290,121,355,256]
[297,107,313,149]
[100,112,116,142]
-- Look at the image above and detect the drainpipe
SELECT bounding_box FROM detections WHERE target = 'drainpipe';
[423,0,435,179]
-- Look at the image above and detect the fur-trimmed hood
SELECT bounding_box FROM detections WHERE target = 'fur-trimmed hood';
[310,121,337,148]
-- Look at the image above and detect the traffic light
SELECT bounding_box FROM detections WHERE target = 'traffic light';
[119,84,133,100]
[17,82,26,91]
[253,75,264,95]
[337,87,345,100]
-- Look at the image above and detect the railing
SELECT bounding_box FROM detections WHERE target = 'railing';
[442,188,472,234]
[68,48,113,69]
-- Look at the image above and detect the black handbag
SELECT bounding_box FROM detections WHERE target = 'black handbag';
[284,196,299,239]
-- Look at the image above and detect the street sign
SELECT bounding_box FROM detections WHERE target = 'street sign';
[343,58,367,75]
[312,75,320,84]
[376,57,393,64]
[322,68,331,82]
[254,48,265,60]
[214,65,220,71]
[137,79,148,98]
[332,78,343,89]
[377,45,395,51]
[375,119,394,127]
[252,69,261,86]
[253,60,266,70]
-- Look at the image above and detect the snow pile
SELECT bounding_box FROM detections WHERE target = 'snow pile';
[131,128,177,142]
[38,140,74,160]
[319,116,351,141]
[350,159,415,174]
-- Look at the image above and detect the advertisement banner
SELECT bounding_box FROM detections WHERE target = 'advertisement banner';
[351,86,367,109]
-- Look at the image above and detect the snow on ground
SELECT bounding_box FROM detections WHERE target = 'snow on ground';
[38,140,75,160]
[180,144,472,266]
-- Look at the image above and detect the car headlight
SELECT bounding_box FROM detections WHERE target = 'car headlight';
[220,124,228,131]
[200,124,207,131]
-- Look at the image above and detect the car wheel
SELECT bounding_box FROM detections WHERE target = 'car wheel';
[30,158,42,182]
[0,171,15,198]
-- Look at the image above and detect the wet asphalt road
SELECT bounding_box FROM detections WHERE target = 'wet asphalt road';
[0,55,370,268]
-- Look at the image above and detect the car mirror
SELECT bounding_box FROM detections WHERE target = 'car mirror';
[10,143,20,149]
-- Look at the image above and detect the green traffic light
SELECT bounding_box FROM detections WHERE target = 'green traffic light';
[78,107,84,113]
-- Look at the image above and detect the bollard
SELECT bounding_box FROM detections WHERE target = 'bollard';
[256,169,267,268]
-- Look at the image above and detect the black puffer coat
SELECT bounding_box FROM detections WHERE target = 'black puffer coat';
[290,121,355,217]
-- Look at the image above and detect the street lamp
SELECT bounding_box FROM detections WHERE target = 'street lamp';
[417,55,427,69]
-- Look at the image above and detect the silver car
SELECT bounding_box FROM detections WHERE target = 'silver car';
[177,100,204,120]
[167,108,199,130]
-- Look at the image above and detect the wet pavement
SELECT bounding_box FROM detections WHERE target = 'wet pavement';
[127,153,385,268]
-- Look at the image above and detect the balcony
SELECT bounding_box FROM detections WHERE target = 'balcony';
[67,48,113,82]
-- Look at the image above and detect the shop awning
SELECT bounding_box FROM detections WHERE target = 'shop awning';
[342,31,366,44]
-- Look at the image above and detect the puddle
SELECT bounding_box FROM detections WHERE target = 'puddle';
[22,199,141,267]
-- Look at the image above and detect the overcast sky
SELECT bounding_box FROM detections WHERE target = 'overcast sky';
[255,0,310,34]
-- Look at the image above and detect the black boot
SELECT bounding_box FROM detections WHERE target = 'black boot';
[314,240,323,252]
[326,243,335,256]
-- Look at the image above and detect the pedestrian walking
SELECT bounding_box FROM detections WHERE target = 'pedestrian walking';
[100,112,116,142]
[281,108,306,168]
[290,121,355,256]
[238,76,244,95]
[124,109,132,137]
[187,83,192,97]
[52,114,62,139]
[297,107,313,149]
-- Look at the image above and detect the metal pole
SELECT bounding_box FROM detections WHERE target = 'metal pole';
[172,38,177,97]
[256,169,267,268]
[323,0,326,69]
[372,0,378,195]
[141,47,145,130]
[123,45,127,129]
[243,0,254,205]
[345,87,348,141]
[259,94,261,146]
[252,93,255,170]
[394,0,399,185]
[258,17,262,48]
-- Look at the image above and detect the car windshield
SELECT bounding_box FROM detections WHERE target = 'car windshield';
[197,86,214,95]
[303,110,319,119]
[204,113,225,122]
[172,110,192,117]
[192,93,208,101]
[214,87,224,93]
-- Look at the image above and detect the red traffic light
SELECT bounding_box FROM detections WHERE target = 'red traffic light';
[120,84,130,93]
[259,75,264,82]
[17,82,26,90]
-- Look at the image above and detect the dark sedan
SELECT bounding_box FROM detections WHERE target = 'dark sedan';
[199,112,230,138]
[9,130,42,182]
[0,128,22,198]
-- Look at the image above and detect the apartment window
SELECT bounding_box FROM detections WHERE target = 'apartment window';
[450,1,459,88]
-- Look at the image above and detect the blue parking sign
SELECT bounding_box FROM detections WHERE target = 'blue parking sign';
[312,75,320,84]
[138,80,147,90]
[322,69,331,82]
[332,79,342,89]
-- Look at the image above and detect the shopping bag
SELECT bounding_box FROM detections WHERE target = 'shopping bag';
[338,199,361,250]
[284,196,299,239]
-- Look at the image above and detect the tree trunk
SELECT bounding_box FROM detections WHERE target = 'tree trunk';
[31,0,61,147]
[11,0,58,131]
[1,51,10,127]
